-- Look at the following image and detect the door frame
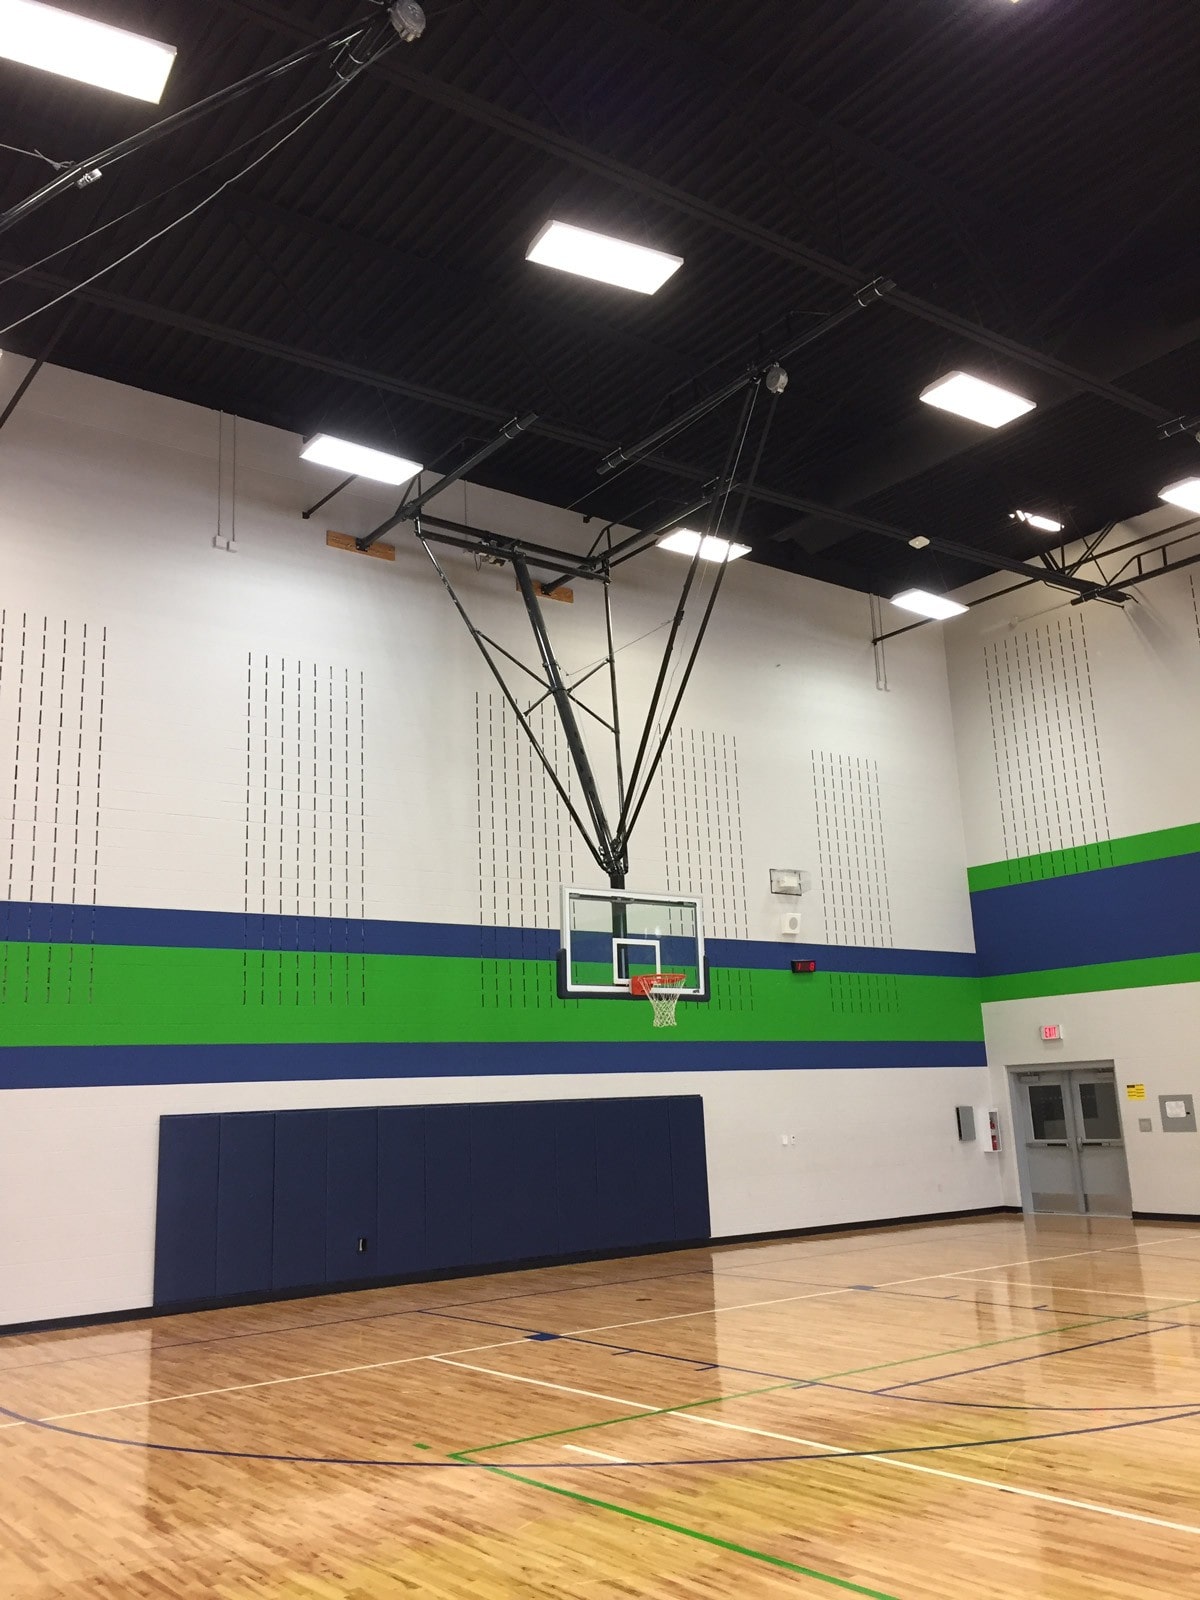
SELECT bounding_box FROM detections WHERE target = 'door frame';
[1005,1060,1131,1217]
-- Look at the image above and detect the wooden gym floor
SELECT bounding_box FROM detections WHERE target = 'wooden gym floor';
[3,1214,1200,1599]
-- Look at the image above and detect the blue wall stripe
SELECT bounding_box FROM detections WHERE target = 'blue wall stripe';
[0,1039,987,1089]
[706,938,977,977]
[971,852,1200,977]
[0,898,976,978]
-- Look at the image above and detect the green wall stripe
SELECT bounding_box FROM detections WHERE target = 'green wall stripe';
[0,943,984,1048]
[981,951,1200,1003]
[967,822,1200,893]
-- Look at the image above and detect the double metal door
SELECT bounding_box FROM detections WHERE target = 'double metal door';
[1014,1066,1131,1217]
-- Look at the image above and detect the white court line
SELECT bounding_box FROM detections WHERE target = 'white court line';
[3,1237,1181,1437]
[950,1280,1187,1303]
[563,1443,629,1463]
[569,1241,1162,1337]
[430,1357,657,1412]
[0,1333,535,1433]
[452,1355,1200,1537]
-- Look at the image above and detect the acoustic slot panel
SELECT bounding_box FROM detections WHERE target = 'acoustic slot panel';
[656,728,749,941]
[154,1095,710,1306]
[245,655,366,1006]
[0,611,105,1006]
[811,750,894,948]
[476,691,579,1010]
[829,972,902,1016]
[983,613,1110,875]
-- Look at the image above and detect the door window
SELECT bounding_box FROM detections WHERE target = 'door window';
[1077,1079,1122,1141]
[1028,1083,1068,1141]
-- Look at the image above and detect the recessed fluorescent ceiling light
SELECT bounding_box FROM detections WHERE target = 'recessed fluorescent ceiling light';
[526,221,683,294]
[919,371,1036,428]
[301,434,423,486]
[0,0,177,102]
[1012,510,1064,533]
[657,529,751,563]
[890,588,968,620]
[1158,478,1200,514]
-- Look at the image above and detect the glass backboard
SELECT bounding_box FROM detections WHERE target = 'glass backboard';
[559,886,708,999]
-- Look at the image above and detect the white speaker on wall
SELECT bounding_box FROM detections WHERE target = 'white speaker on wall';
[780,911,802,937]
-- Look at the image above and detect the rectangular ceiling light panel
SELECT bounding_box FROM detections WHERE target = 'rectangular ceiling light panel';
[0,0,177,102]
[526,221,683,294]
[1159,478,1200,515]
[919,370,1036,428]
[890,588,968,620]
[657,528,751,563]
[1013,510,1064,533]
[301,434,423,486]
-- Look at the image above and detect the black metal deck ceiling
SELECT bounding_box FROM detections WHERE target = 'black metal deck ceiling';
[2,0,1197,596]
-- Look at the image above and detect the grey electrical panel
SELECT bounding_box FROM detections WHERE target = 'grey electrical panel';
[1159,1094,1197,1133]
[955,1105,976,1142]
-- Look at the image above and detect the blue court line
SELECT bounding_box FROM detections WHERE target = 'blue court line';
[405,1298,1174,1399]
[853,1284,1056,1315]
[874,1321,1181,1395]
[3,1398,1198,1472]
[0,1264,716,1369]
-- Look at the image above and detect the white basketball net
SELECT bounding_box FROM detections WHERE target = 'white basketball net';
[638,972,686,1028]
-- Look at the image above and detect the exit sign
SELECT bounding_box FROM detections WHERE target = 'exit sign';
[1040,1024,1064,1041]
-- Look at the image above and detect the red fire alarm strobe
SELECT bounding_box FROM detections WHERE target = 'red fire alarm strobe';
[791,959,818,974]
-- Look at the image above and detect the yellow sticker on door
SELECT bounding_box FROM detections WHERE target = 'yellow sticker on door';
[1126,1083,1146,1100]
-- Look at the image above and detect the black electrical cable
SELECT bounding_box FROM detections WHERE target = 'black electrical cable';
[0,75,366,339]
[0,86,367,297]
[0,17,376,241]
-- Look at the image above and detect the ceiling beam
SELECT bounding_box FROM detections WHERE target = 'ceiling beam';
[205,0,1172,423]
[0,105,701,387]
[1,258,1123,602]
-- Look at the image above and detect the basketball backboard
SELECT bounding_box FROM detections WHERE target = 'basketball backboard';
[558,886,708,1000]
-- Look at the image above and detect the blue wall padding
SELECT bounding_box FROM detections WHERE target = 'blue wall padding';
[153,1093,711,1306]
[153,1113,220,1304]
[376,1107,428,1278]
[325,1108,378,1283]
[423,1104,475,1270]
[554,1100,603,1256]
[668,1096,712,1240]
[271,1110,328,1292]
[214,1112,275,1297]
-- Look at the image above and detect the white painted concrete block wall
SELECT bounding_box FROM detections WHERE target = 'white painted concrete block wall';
[0,360,996,1324]
[942,542,1200,1216]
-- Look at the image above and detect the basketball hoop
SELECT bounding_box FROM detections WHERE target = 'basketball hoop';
[630,971,687,1028]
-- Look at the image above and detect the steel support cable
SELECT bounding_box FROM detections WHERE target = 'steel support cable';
[414,527,608,870]
[612,382,760,852]
[617,384,770,851]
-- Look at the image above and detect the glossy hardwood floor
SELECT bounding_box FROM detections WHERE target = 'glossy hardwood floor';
[3,1213,1200,1598]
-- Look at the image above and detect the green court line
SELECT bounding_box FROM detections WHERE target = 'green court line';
[980,951,1200,1001]
[967,822,1200,892]
[466,1461,900,1599]
[455,1305,1150,1458]
[445,1293,1200,1599]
